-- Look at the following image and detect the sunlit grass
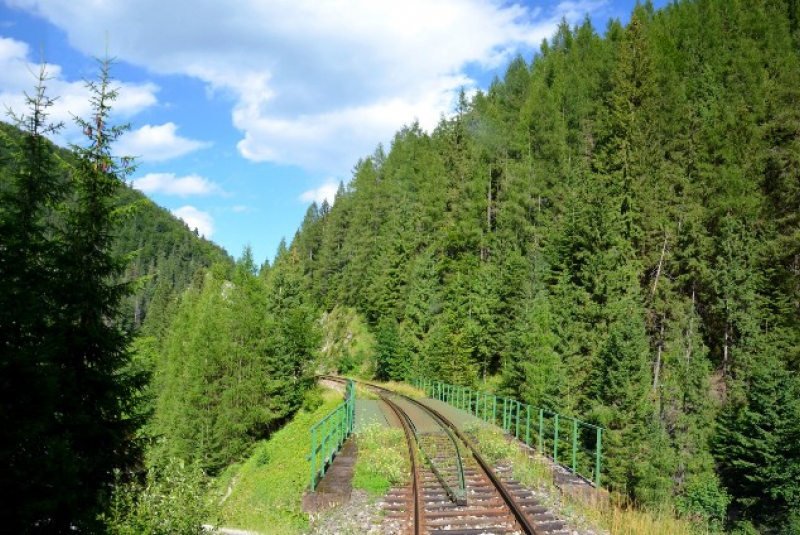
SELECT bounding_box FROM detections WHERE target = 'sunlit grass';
[352,424,410,495]
[366,379,425,398]
[354,383,380,400]
[464,424,710,535]
[215,388,344,534]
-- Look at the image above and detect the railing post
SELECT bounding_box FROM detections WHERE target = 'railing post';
[515,400,520,439]
[526,405,531,446]
[310,427,317,491]
[538,409,543,454]
[596,427,602,487]
[572,419,578,473]
[503,397,508,432]
[493,396,497,426]
[554,414,560,464]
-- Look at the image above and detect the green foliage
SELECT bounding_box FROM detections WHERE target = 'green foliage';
[318,305,376,376]
[279,0,800,530]
[152,246,320,474]
[715,354,800,529]
[216,389,344,533]
[103,458,215,535]
[675,472,730,529]
[302,386,324,412]
[374,317,410,381]
[0,59,149,531]
[352,424,409,495]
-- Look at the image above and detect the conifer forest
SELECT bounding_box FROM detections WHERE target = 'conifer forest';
[1,0,800,533]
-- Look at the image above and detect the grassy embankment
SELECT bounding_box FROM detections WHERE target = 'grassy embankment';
[214,387,344,534]
[467,424,715,535]
[214,380,420,533]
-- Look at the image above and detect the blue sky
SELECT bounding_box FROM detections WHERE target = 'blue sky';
[0,0,662,265]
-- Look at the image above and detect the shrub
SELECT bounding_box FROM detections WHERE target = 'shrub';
[103,458,216,535]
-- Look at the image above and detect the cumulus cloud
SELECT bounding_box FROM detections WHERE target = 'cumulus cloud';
[117,123,210,162]
[299,180,339,205]
[132,172,223,197]
[0,36,158,138]
[172,205,214,238]
[6,0,604,174]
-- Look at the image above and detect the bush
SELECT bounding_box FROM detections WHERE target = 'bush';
[103,458,216,535]
[302,387,324,412]
[675,472,729,529]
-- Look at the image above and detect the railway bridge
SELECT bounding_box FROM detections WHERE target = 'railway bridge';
[304,377,605,535]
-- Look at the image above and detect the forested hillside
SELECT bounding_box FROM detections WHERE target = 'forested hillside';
[4,1,800,532]
[0,64,232,531]
[285,0,800,531]
[0,120,232,332]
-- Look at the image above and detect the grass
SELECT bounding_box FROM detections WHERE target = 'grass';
[464,424,710,535]
[214,388,345,534]
[352,423,410,495]
[354,383,379,400]
[365,379,424,398]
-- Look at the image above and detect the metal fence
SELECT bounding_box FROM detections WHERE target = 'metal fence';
[413,379,603,487]
[308,379,355,491]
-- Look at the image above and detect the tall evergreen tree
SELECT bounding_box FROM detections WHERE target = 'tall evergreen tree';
[0,59,147,531]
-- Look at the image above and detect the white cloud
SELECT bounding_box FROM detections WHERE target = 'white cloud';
[117,123,210,162]
[6,0,605,174]
[172,205,214,238]
[299,180,339,205]
[0,36,158,141]
[132,172,222,197]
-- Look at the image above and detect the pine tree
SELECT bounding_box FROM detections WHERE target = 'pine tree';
[46,58,147,529]
[0,63,70,531]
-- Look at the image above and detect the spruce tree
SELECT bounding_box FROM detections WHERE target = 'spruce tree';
[0,63,69,532]
[48,57,146,530]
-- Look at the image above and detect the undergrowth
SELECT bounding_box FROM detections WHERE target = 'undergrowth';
[465,424,713,535]
[354,383,379,400]
[215,388,344,534]
[352,424,409,495]
[369,380,424,398]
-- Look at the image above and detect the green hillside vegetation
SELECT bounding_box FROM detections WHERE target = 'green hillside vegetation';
[214,387,344,534]
[4,1,800,533]
[0,121,232,334]
[148,245,320,476]
[319,305,377,375]
[282,0,800,531]
[0,61,151,531]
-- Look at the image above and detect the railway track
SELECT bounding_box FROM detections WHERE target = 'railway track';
[322,377,571,535]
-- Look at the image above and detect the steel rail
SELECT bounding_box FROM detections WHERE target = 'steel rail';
[332,376,541,535]
[382,398,422,535]
[385,394,467,506]
[326,375,467,505]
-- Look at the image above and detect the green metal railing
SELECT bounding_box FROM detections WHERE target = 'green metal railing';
[413,379,604,487]
[308,380,355,491]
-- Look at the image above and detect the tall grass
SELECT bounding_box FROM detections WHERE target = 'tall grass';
[465,424,710,535]
[352,424,409,495]
[368,380,424,398]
